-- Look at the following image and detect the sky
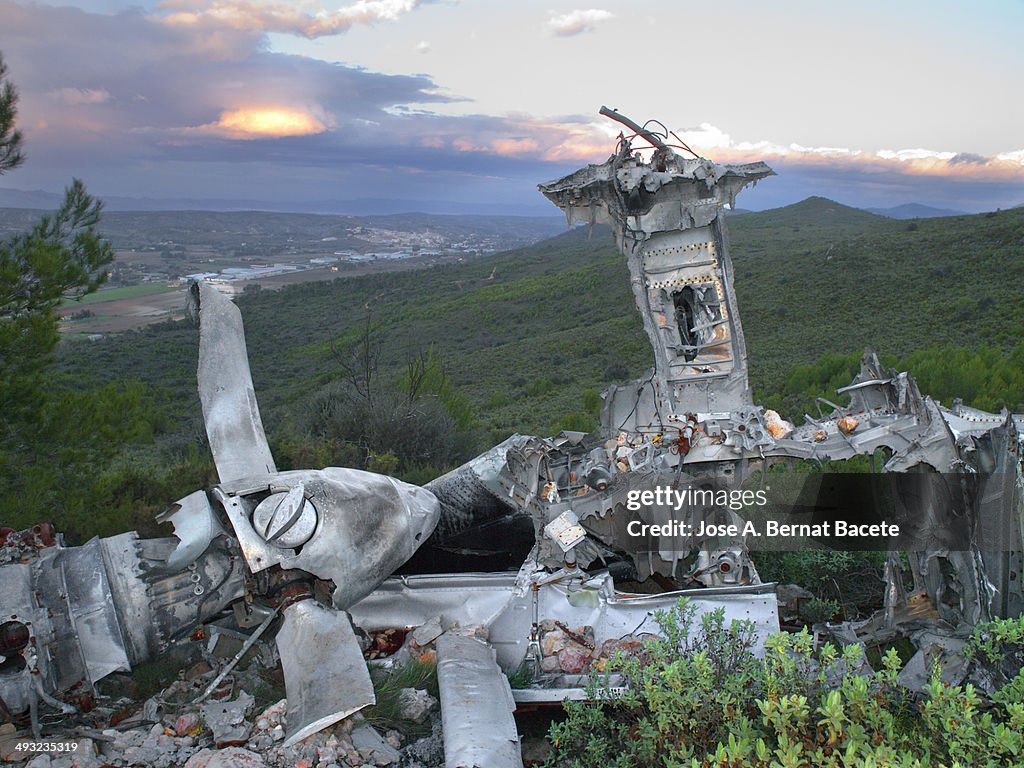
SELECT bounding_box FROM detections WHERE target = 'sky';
[0,0,1022,214]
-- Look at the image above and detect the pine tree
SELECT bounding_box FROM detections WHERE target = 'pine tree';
[0,52,25,173]
[0,50,145,536]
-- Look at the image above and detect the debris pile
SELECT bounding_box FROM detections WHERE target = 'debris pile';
[0,641,442,768]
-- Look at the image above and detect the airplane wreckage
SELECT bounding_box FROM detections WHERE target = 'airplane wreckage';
[2,107,1023,767]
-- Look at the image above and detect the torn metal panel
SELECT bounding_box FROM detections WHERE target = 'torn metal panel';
[53,538,132,684]
[436,633,523,768]
[425,435,526,541]
[157,489,224,572]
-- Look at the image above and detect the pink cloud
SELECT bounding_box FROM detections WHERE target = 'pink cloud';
[158,0,424,38]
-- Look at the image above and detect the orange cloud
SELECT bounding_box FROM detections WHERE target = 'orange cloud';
[196,107,329,139]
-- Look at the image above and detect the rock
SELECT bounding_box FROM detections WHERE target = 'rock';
[598,637,642,659]
[350,726,399,766]
[557,645,591,674]
[122,743,163,766]
[540,654,561,673]
[396,688,436,724]
[142,697,161,722]
[142,722,165,748]
[540,630,565,657]
[62,742,101,768]
[201,691,255,747]
[183,747,266,768]
[174,712,202,737]
[410,618,443,647]
[0,727,27,763]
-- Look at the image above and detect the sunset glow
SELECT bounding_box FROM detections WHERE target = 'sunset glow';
[1,0,1021,212]
[212,108,328,139]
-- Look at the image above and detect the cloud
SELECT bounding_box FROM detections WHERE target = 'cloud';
[876,148,956,162]
[1,1,1020,213]
[190,107,330,138]
[657,123,1024,183]
[0,1,457,165]
[157,0,425,38]
[415,40,430,54]
[545,8,613,37]
[0,1,614,205]
[49,87,111,105]
[948,152,988,166]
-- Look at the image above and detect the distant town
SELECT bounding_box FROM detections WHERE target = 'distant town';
[0,208,565,334]
[106,218,559,292]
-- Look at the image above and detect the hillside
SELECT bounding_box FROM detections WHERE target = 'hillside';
[57,198,1024,451]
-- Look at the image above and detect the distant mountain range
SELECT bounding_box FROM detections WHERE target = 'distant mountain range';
[0,186,982,220]
[0,187,560,217]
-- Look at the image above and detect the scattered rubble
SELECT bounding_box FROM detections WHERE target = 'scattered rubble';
[0,633,443,768]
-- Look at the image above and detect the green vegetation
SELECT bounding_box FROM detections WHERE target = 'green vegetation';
[23,196,1019,540]
[756,551,889,621]
[61,282,177,306]
[545,600,1024,767]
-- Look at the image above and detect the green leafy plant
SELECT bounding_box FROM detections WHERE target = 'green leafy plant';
[545,599,1024,767]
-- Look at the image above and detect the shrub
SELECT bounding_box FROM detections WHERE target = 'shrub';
[545,599,1024,767]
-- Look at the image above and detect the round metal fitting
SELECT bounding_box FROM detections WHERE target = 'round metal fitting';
[252,485,318,549]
